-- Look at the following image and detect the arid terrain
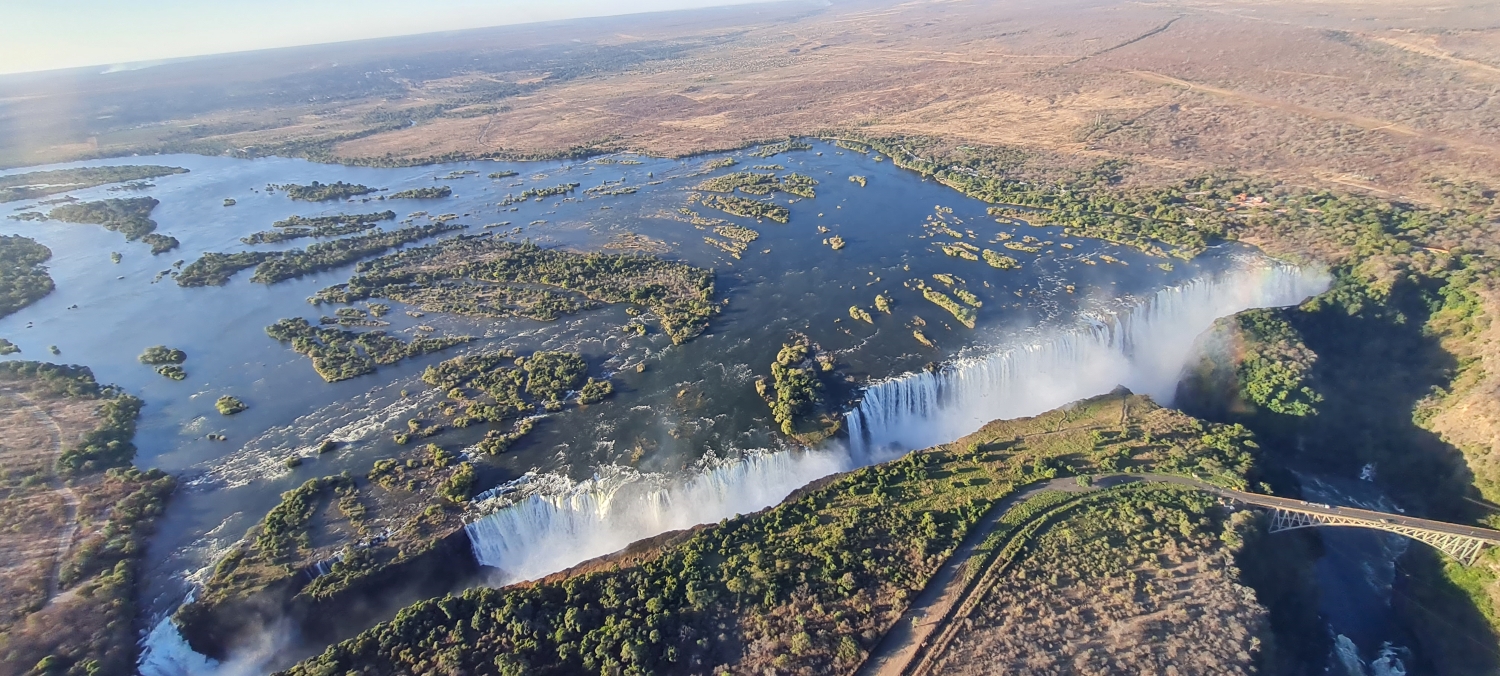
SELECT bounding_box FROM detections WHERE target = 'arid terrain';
[6,0,1500,205]
[0,366,174,676]
[0,387,94,627]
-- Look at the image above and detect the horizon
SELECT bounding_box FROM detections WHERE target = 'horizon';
[0,0,768,76]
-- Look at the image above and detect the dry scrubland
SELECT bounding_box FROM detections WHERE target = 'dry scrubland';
[6,0,1500,204]
[0,365,172,676]
[932,497,1265,676]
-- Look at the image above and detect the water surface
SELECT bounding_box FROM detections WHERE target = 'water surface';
[0,141,1323,673]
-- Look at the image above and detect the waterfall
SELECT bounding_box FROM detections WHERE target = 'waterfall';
[466,449,853,583]
[465,260,1330,583]
[847,260,1328,455]
[139,613,219,676]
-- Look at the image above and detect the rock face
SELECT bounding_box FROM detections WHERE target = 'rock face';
[176,527,479,661]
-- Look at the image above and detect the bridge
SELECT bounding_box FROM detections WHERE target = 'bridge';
[1211,483,1500,565]
[858,473,1500,676]
[1080,474,1500,565]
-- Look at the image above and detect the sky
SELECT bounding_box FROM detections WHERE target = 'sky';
[0,0,764,75]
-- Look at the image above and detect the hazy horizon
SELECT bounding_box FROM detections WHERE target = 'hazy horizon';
[0,0,769,75]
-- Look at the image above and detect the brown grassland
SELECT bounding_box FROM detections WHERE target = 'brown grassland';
[0,366,174,676]
[5,0,1500,206]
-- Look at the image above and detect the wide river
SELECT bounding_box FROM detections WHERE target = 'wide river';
[0,141,1331,673]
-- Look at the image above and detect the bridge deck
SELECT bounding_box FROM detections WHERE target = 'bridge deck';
[1101,473,1500,543]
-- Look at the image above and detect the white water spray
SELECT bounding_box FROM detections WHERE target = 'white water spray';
[467,449,854,583]
[846,261,1329,454]
[465,260,1330,582]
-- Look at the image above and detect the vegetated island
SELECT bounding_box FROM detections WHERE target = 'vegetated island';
[916,279,977,329]
[425,349,613,430]
[42,197,179,254]
[386,186,451,200]
[696,194,790,224]
[0,361,174,676]
[0,166,187,203]
[498,182,579,206]
[756,335,841,442]
[701,223,759,259]
[695,171,818,198]
[177,222,464,287]
[174,350,615,659]
[0,235,54,320]
[311,235,718,344]
[749,139,814,158]
[282,391,1271,675]
[241,211,396,245]
[270,181,377,201]
[266,317,470,382]
[138,345,188,381]
[215,395,247,415]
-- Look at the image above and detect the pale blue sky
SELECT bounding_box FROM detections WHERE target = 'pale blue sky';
[0,0,763,75]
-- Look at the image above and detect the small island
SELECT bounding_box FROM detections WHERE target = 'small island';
[241,210,395,245]
[422,349,614,435]
[271,181,377,201]
[215,396,248,415]
[179,222,463,287]
[139,346,189,380]
[250,223,465,285]
[0,235,54,320]
[755,335,839,441]
[695,171,818,198]
[749,139,813,157]
[498,182,579,205]
[982,249,1019,269]
[311,236,718,344]
[917,280,977,329]
[700,194,790,223]
[138,345,186,366]
[0,165,188,203]
[387,186,452,200]
[46,197,178,254]
[266,317,470,382]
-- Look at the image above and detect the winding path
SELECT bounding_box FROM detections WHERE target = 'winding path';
[4,390,80,604]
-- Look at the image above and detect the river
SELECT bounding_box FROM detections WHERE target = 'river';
[0,140,1331,674]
